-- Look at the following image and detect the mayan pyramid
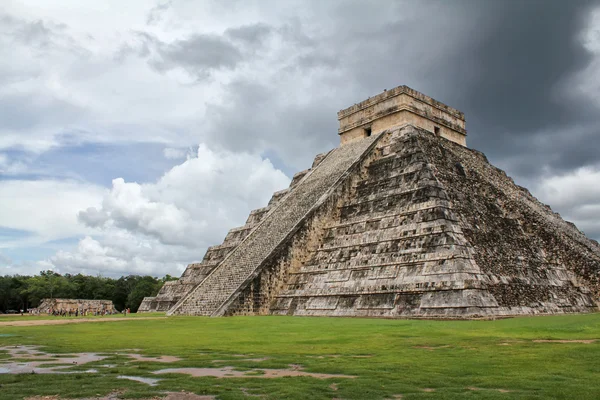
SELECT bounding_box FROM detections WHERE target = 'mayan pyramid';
[139,85,600,318]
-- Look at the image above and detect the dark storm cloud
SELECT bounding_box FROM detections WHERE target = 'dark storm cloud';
[224,23,273,45]
[0,12,87,56]
[202,79,337,168]
[156,34,241,72]
[133,32,243,78]
[310,0,599,177]
[444,0,599,174]
[0,12,61,47]
[196,0,600,178]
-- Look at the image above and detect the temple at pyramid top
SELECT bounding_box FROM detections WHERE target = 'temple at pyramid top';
[338,85,467,147]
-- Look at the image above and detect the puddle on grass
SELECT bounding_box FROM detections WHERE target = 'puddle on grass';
[0,345,105,374]
[153,365,356,379]
[125,353,182,363]
[0,346,187,376]
[117,375,161,386]
[0,362,98,375]
[212,357,269,363]
[24,392,216,400]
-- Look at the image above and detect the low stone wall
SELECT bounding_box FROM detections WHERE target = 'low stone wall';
[33,298,116,314]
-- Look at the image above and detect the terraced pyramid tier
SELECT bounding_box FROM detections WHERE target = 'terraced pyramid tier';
[265,126,599,317]
[168,135,381,316]
[181,125,598,318]
[150,124,599,318]
[139,151,331,313]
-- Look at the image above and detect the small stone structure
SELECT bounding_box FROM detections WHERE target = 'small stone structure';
[338,85,467,147]
[140,85,600,318]
[33,298,116,314]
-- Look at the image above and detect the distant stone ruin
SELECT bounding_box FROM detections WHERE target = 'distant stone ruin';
[33,298,116,314]
[140,85,600,318]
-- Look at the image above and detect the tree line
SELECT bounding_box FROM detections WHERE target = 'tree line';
[0,271,175,313]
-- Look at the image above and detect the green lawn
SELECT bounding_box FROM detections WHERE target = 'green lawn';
[0,313,599,399]
[0,312,165,322]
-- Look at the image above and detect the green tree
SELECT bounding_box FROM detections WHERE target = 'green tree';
[0,271,165,312]
[126,276,162,312]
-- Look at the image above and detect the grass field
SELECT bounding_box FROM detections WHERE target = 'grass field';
[0,312,165,322]
[0,313,599,399]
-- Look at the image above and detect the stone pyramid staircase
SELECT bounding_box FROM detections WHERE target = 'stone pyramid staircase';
[139,152,330,313]
[168,134,382,316]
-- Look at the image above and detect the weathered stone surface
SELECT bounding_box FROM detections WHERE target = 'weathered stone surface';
[149,86,599,319]
[194,125,597,318]
[338,85,467,146]
[260,126,598,318]
[33,298,115,314]
[139,151,335,313]
[168,135,381,316]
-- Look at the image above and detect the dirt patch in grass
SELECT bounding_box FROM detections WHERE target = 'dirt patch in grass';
[153,365,356,379]
[468,387,512,393]
[0,317,165,327]
[413,345,450,351]
[532,339,596,344]
[306,354,342,359]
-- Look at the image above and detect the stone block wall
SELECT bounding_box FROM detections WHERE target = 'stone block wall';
[149,123,599,319]
[139,151,332,313]
[168,136,381,316]
[421,130,600,308]
[266,126,598,317]
[34,298,115,314]
[338,86,467,147]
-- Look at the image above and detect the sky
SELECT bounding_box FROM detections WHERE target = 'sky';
[2,0,600,278]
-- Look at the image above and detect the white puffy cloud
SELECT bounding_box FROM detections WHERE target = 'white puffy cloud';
[48,144,290,276]
[48,234,195,277]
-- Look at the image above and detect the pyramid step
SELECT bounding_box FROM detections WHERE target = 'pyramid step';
[168,134,382,316]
